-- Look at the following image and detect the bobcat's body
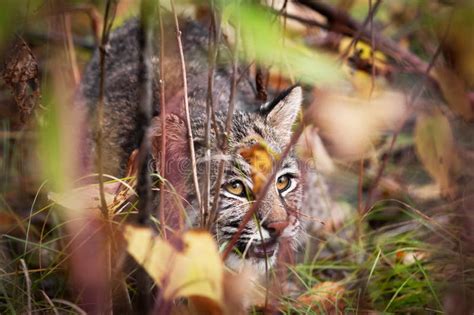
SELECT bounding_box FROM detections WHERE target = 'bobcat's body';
[77,17,306,274]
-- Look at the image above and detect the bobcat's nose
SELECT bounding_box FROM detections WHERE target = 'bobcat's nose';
[265,220,289,238]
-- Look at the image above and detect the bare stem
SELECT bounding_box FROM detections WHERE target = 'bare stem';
[202,2,220,227]
[169,0,202,213]
[136,0,156,225]
[290,0,431,74]
[157,2,167,238]
[207,12,239,230]
[97,0,117,219]
[338,0,382,62]
[135,1,157,312]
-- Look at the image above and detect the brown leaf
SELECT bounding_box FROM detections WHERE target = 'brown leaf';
[297,281,345,314]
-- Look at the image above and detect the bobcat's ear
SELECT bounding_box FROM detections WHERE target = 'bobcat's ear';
[260,86,302,132]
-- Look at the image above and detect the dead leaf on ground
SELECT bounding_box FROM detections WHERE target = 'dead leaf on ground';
[297,281,345,314]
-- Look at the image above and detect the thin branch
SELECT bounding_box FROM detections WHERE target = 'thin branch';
[207,12,240,230]
[136,0,156,225]
[369,0,376,96]
[292,0,431,74]
[157,1,167,237]
[97,0,117,218]
[202,1,221,227]
[338,0,382,62]
[169,0,202,212]
[135,2,157,312]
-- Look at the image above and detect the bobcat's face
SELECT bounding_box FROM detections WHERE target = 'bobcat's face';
[153,86,304,274]
[192,87,304,273]
[215,136,303,273]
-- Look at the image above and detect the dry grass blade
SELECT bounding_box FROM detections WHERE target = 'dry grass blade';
[19,259,32,315]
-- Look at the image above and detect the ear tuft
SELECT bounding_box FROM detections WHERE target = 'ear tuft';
[260,86,303,132]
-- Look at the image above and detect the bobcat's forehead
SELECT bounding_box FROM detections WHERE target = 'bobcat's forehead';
[223,111,299,177]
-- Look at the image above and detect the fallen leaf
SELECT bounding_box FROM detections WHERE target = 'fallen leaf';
[297,281,345,314]
[124,226,224,311]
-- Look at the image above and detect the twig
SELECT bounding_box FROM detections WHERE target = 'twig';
[97,0,117,219]
[96,2,117,314]
[202,1,221,227]
[369,0,376,96]
[222,124,304,260]
[169,0,202,212]
[135,1,157,313]
[338,0,382,62]
[207,12,240,230]
[157,0,167,237]
[136,0,156,226]
[292,0,430,74]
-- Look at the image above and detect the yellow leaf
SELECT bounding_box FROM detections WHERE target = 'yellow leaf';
[124,226,224,309]
[339,37,387,63]
[434,66,473,121]
[414,109,459,197]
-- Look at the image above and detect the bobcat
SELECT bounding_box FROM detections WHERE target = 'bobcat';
[76,17,305,274]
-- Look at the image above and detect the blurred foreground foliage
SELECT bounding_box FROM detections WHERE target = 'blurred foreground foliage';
[0,0,474,314]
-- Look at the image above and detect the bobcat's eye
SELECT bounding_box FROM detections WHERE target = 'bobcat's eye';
[225,180,246,197]
[276,174,291,193]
